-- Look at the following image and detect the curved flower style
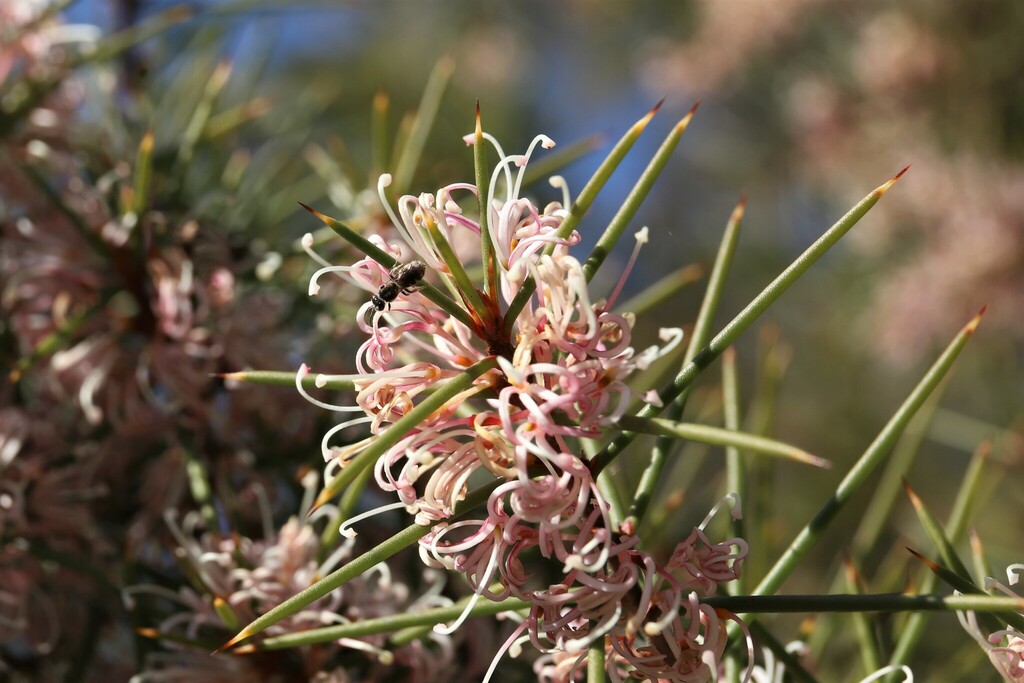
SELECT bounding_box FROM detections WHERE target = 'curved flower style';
[300,132,749,681]
[740,641,913,683]
[0,409,103,545]
[301,134,683,523]
[0,408,105,669]
[957,563,1024,681]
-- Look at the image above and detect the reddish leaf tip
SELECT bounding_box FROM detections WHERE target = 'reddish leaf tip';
[679,262,706,282]
[902,477,923,508]
[731,194,747,223]
[966,304,989,334]
[975,439,993,460]
[213,60,233,78]
[842,556,862,583]
[166,5,195,21]
[306,494,329,519]
[212,630,249,655]
[298,202,331,225]
[638,99,664,128]
[905,546,940,571]
[676,102,700,131]
[968,527,984,553]
[437,55,456,73]
[874,165,911,196]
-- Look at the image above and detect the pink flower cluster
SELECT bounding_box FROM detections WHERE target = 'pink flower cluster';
[458,496,749,683]
[0,0,99,88]
[958,563,1024,681]
[0,408,105,666]
[132,487,458,682]
[300,133,750,680]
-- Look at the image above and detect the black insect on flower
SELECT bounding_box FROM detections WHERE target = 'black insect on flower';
[371,260,427,311]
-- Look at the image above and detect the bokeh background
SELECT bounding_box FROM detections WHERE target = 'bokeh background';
[4,0,1023,680]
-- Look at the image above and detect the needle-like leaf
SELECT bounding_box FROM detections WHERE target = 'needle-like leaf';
[588,641,605,683]
[904,549,1024,634]
[705,592,1024,614]
[618,416,828,469]
[215,479,502,652]
[130,131,155,216]
[310,358,497,512]
[216,369,355,392]
[734,307,985,638]
[390,58,453,196]
[582,102,699,283]
[474,101,497,303]
[844,558,882,675]
[903,479,974,580]
[371,90,390,179]
[615,262,705,316]
[628,196,744,525]
[299,202,477,330]
[254,595,530,650]
[214,524,433,653]
[503,100,663,333]
[886,440,994,675]
[591,168,911,476]
[178,61,232,168]
[722,347,747,590]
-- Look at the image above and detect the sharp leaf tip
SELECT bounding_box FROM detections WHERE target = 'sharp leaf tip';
[639,100,664,128]
[967,304,989,333]
[902,478,922,505]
